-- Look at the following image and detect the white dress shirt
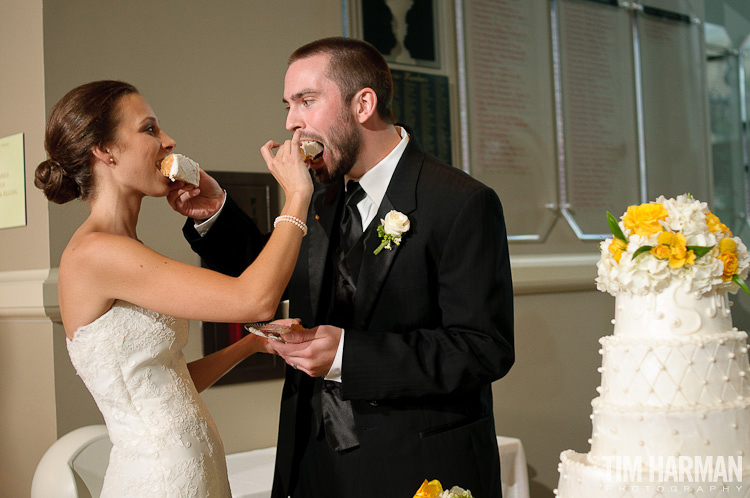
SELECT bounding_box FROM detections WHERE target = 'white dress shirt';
[326,126,409,381]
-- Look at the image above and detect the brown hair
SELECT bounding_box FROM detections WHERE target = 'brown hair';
[289,37,394,124]
[35,80,139,204]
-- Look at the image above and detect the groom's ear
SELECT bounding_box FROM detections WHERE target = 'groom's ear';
[352,88,377,124]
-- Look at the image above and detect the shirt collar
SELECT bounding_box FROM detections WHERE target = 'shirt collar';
[347,126,409,207]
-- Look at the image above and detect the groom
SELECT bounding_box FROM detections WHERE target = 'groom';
[171,37,514,498]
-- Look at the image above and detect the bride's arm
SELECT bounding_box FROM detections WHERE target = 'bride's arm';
[186,319,298,392]
[64,132,312,325]
[187,333,266,393]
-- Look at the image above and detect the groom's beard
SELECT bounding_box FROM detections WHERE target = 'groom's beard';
[313,108,362,185]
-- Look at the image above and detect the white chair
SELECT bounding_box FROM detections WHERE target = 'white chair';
[31,425,112,498]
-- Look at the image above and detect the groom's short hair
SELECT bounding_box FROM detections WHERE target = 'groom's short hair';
[289,37,395,124]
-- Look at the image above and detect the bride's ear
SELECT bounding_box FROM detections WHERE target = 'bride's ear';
[92,146,115,166]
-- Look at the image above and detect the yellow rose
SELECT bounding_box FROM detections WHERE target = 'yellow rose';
[719,238,737,253]
[609,238,627,262]
[707,212,732,236]
[622,203,668,236]
[414,480,443,498]
[650,244,671,260]
[657,231,674,246]
[652,232,695,269]
[719,251,739,281]
[718,238,739,281]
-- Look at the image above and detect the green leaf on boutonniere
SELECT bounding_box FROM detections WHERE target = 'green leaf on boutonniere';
[733,274,750,295]
[633,246,653,259]
[687,245,713,259]
[607,211,627,243]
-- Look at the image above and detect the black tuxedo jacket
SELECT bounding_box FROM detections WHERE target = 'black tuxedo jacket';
[184,139,514,498]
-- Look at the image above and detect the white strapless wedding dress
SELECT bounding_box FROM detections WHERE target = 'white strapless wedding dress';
[67,300,231,497]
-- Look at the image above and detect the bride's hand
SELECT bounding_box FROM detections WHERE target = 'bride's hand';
[236,330,275,356]
[260,129,313,202]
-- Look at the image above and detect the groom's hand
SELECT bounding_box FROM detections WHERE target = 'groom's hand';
[166,169,225,221]
[269,325,342,378]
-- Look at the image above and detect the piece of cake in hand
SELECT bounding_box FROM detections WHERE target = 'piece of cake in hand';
[160,153,200,186]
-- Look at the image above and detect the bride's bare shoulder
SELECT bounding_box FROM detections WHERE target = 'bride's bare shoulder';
[59,230,141,337]
[62,229,139,266]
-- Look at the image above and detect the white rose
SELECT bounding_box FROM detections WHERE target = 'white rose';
[382,210,410,237]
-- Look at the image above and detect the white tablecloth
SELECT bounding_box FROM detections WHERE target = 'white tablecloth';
[496,436,531,498]
[227,436,529,498]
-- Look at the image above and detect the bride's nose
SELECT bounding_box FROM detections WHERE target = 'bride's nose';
[161,131,176,151]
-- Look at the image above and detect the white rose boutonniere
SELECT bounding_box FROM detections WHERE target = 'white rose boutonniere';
[374,210,410,255]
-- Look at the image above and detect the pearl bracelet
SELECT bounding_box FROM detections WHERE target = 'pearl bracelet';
[274,215,308,236]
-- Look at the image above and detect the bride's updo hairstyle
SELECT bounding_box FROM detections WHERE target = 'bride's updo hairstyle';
[35,80,139,204]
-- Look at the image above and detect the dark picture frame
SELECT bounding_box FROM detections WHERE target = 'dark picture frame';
[361,0,440,69]
[201,171,287,385]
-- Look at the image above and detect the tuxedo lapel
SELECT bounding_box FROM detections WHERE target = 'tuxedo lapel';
[307,182,342,320]
[352,140,422,328]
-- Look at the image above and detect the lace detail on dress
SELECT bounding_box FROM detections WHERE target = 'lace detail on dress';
[67,301,231,497]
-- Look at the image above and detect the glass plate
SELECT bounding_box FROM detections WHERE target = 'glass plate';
[244,322,290,342]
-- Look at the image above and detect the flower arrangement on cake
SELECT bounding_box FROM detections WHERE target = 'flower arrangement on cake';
[596,194,750,297]
[412,479,474,498]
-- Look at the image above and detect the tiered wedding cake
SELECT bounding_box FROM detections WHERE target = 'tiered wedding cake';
[556,195,750,497]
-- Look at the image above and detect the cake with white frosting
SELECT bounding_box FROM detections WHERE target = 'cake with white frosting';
[160,153,200,186]
[556,195,750,497]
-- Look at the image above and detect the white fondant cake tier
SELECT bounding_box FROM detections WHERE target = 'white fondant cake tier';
[614,282,733,339]
[557,450,749,498]
[598,331,750,408]
[589,396,750,468]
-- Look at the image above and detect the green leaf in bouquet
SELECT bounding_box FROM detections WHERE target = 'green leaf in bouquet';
[687,245,714,259]
[607,211,627,243]
[632,246,653,259]
[733,274,750,295]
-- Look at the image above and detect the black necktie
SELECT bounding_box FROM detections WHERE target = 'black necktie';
[314,180,366,453]
[340,180,366,254]
[332,181,366,324]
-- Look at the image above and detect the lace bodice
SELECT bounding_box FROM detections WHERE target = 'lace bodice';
[67,301,231,497]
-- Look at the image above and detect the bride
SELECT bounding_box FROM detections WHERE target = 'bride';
[34,80,312,497]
